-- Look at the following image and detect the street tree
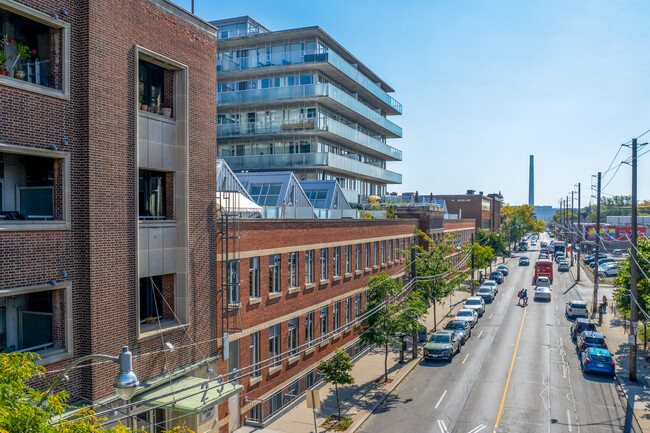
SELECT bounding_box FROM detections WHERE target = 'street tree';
[318,349,355,421]
[464,242,494,289]
[613,238,650,315]
[360,271,426,382]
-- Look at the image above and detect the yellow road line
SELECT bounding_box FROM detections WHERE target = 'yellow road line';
[493,305,527,432]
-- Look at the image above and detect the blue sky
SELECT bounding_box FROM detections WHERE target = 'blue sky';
[174,0,650,207]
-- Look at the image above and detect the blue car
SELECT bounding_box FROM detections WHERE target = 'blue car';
[580,347,615,376]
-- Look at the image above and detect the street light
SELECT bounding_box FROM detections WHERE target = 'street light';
[39,346,139,404]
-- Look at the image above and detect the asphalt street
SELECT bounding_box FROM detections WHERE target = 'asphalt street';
[360,233,640,433]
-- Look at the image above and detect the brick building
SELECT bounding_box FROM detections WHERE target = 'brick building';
[0,0,222,430]
[435,191,502,232]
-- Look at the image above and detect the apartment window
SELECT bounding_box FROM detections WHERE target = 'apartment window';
[333,302,341,330]
[249,403,261,422]
[345,297,352,324]
[140,275,163,321]
[0,6,66,92]
[401,238,406,259]
[320,306,328,340]
[333,246,341,277]
[227,260,240,304]
[381,240,386,264]
[305,370,316,389]
[0,150,66,222]
[269,255,281,293]
[269,324,281,367]
[373,242,379,266]
[139,169,172,219]
[249,257,260,298]
[288,318,298,356]
[139,59,174,112]
[320,248,328,280]
[345,245,352,274]
[305,250,314,284]
[388,240,394,262]
[365,290,369,307]
[305,311,314,347]
[365,243,371,268]
[288,252,299,288]
[356,293,362,316]
[394,239,399,261]
[250,332,261,378]
[356,244,362,271]
[269,391,282,415]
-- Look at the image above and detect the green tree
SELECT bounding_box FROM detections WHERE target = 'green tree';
[360,272,426,382]
[613,238,650,315]
[412,230,464,329]
[318,349,355,421]
[464,242,494,290]
[0,352,193,433]
[476,228,507,257]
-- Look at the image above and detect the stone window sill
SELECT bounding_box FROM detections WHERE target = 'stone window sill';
[304,283,316,289]
[287,287,300,295]
[319,279,330,285]
[139,109,177,124]
[373,266,379,271]
[344,273,352,278]
[35,348,72,366]
[249,297,261,305]
[332,332,342,340]
[319,340,329,348]
[332,276,341,282]
[268,292,282,300]
[304,347,316,356]
[268,365,282,376]
[288,355,300,365]
[0,74,69,100]
[139,321,188,342]
[249,375,262,386]
[228,302,241,310]
[0,220,70,232]
[355,270,362,276]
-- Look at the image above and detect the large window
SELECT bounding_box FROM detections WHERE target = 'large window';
[333,302,341,331]
[227,260,240,304]
[139,169,172,219]
[269,255,281,293]
[320,306,328,341]
[373,242,379,266]
[0,6,66,91]
[388,240,393,262]
[355,244,362,271]
[345,245,352,274]
[345,297,352,324]
[365,243,371,268]
[305,311,314,347]
[249,257,260,298]
[288,318,298,356]
[333,246,341,277]
[138,59,174,113]
[0,151,64,221]
[288,252,299,288]
[269,324,281,366]
[305,250,314,284]
[248,183,282,206]
[320,248,328,280]
[140,276,163,322]
[381,240,386,264]
[356,293,362,316]
[250,332,261,378]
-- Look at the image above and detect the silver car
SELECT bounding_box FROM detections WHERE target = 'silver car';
[477,287,495,303]
[464,296,486,317]
[455,308,479,328]
[423,330,461,361]
[482,280,498,294]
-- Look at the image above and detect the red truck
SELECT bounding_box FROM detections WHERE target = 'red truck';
[534,259,553,284]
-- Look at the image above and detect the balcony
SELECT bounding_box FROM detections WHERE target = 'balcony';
[218,49,402,115]
[217,117,402,161]
[222,153,402,184]
[218,84,402,138]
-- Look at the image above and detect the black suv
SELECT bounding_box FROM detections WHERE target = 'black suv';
[570,318,597,341]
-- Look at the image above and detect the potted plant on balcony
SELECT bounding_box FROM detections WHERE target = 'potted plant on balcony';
[11,43,36,80]
[0,34,10,76]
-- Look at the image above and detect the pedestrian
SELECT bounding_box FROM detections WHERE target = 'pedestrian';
[523,289,528,306]
[517,289,523,306]
[602,295,608,313]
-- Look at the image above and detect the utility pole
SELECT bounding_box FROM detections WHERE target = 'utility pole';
[592,172,601,314]
[191,0,195,13]
[571,190,575,266]
[470,233,475,296]
[630,138,638,382]
[577,183,581,282]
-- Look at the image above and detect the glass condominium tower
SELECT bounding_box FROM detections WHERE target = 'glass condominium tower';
[212,16,402,203]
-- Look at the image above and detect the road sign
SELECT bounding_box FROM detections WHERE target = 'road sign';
[306,389,320,409]
[628,334,636,345]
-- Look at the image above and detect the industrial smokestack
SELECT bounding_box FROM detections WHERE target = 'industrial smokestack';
[529,155,534,206]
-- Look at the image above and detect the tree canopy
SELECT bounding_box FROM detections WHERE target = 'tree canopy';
[613,238,650,315]
[318,349,355,421]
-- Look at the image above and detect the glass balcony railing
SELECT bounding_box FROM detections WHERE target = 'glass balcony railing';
[218,49,402,114]
[218,84,402,137]
[222,153,402,184]
[217,117,402,160]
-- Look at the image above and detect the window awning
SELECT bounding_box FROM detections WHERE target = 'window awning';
[133,377,243,413]
[216,191,263,213]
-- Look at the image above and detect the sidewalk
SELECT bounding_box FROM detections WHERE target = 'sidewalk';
[569,263,650,432]
[234,261,497,433]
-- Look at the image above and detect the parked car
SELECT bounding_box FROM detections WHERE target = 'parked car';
[558,262,570,272]
[599,264,619,278]
[519,256,530,266]
[477,287,495,303]
[464,296,486,317]
[576,331,607,352]
[423,331,461,361]
[580,347,615,376]
[455,309,479,328]
[584,254,608,266]
[534,286,552,302]
[566,300,589,319]
[444,320,472,344]
[612,249,623,256]
[482,280,498,294]
[570,318,597,340]
[497,265,509,276]
[490,271,504,284]
[555,253,565,263]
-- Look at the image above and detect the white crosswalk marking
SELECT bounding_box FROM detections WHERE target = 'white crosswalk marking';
[437,419,449,433]
[467,424,486,433]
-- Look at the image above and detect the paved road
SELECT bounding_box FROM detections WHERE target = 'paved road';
[360,234,640,433]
